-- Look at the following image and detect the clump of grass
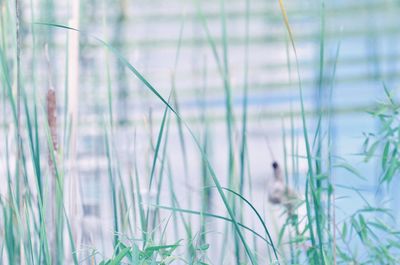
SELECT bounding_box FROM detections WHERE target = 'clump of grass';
[1,1,400,264]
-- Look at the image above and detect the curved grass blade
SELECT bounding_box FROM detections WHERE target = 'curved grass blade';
[277,1,325,263]
[35,22,257,264]
[154,205,272,247]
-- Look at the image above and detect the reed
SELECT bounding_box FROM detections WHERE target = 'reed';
[0,0,399,264]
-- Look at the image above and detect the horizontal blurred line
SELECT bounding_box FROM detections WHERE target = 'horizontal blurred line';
[25,2,396,23]
[72,104,373,127]
[29,25,400,48]
[69,71,400,100]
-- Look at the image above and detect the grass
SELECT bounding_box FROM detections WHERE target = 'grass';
[1,0,400,264]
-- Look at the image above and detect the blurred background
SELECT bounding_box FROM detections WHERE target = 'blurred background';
[1,0,400,264]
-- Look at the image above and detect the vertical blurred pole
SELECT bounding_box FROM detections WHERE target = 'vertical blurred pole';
[113,0,128,125]
[66,0,82,262]
[14,0,24,263]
